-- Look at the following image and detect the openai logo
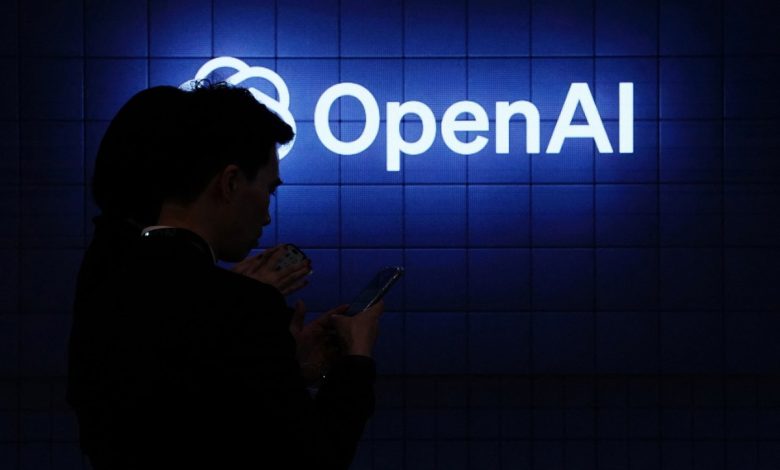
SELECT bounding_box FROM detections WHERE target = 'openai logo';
[186,56,635,171]
[180,57,297,159]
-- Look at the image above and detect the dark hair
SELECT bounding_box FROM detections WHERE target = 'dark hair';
[92,85,187,227]
[92,81,294,227]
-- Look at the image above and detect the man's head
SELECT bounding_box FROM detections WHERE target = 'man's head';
[158,82,293,262]
[159,82,293,207]
[93,81,293,261]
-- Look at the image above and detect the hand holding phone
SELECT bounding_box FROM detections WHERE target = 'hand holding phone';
[232,243,311,295]
[316,266,403,362]
[343,266,404,316]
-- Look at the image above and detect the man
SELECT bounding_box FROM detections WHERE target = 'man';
[67,82,382,469]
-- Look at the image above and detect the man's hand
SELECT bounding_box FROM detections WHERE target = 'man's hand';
[289,300,347,385]
[232,244,312,295]
[329,300,384,358]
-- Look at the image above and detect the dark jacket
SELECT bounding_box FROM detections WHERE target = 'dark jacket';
[67,216,375,469]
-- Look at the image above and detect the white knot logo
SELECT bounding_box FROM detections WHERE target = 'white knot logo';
[181,57,296,160]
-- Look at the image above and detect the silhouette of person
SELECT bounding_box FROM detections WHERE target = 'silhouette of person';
[67,82,382,469]
[85,84,310,294]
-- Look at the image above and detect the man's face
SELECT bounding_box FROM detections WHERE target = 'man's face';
[222,149,282,262]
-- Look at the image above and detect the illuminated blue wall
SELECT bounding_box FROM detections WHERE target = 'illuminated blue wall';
[2,0,780,468]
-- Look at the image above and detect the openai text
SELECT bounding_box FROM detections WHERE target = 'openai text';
[186,57,635,171]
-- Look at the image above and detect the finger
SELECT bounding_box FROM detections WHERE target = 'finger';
[267,244,287,258]
[277,260,313,286]
[263,246,288,270]
[309,304,347,327]
[254,248,271,263]
[249,246,284,274]
[290,299,306,332]
[234,253,262,274]
[258,245,280,263]
[363,300,385,319]
[274,265,312,295]
[328,312,348,330]
[233,248,268,272]
[325,304,350,318]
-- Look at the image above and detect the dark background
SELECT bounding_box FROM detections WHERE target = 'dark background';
[1,0,780,468]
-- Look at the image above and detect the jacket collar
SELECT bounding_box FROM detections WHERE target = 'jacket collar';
[140,226,217,265]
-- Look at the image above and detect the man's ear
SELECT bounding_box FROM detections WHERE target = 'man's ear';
[217,164,241,203]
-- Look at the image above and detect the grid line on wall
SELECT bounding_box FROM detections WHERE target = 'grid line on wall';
[591,1,600,468]
[463,1,473,468]
[400,1,408,467]
[655,1,663,468]
[15,0,21,468]
[528,1,535,467]
[79,1,87,465]
[81,1,87,252]
[7,53,779,60]
[274,0,279,247]
[719,0,730,467]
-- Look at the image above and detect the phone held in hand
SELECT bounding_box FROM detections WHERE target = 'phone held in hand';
[275,243,308,271]
[343,266,404,316]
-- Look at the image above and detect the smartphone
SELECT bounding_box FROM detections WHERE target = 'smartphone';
[343,266,404,316]
[275,243,308,271]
